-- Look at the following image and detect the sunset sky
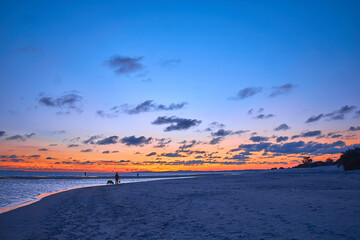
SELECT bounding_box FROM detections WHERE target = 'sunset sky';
[1,0,360,172]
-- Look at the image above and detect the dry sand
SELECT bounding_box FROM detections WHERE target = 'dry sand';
[1,166,359,239]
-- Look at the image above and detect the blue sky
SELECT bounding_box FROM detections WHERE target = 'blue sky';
[0,0,359,171]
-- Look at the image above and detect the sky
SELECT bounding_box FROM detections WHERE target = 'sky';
[0,0,360,172]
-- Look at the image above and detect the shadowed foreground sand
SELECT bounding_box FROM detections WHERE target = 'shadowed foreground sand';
[1,166,359,239]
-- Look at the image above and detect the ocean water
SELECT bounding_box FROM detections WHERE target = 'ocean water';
[0,171,215,212]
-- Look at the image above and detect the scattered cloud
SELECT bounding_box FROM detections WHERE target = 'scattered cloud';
[276,136,289,143]
[274,123,290,131]
[301,130,322,137]
[38,91,83,114]
[146,152,157,157]
[254,114,274,119]
[0,131,6,137]
[104,55,144,75]
[349,126,360,131]
[231,87,262,100]
[120,136,153,146]
[81,149,93,153]
[269,83,295,97]
[209,137,222,145]
[154,138,172,148]
[250,136,269,142]
[51,130,66,134]
[161,152,186,158]
[159,58,181,68]
[179,140,200,149]
[6,133,35,141]
[231,140,355,156]
[68,144,79,148]
[38,148,48,151]
[248,108,274,119]
[152,116,201,131]
[97,100,187,117]
[124,100,187,115]
[305,114,324,123]
[83,135,102,144]
[97,136,119,145]
[211,129,232,137]
[306,105,357,123]
[14,45,43,53]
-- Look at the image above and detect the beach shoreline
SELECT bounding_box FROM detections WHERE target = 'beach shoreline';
[1,166,359,239]
[0,176,194,215]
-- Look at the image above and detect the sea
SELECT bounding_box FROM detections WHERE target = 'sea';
[0,170,228,213]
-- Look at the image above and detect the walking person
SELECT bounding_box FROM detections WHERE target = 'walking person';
[115,172,120,184]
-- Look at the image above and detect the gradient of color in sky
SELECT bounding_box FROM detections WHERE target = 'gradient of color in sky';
[0,0,360,172]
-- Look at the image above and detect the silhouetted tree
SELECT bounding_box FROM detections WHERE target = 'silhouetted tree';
[302,156,313,165]
[337,147,360,171]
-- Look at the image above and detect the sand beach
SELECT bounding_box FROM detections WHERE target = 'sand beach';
[1,166,359,239]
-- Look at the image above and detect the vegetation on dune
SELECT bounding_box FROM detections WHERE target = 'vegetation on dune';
[336,147,360,171]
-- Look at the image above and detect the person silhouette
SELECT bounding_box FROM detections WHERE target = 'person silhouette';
[115,172,119,184]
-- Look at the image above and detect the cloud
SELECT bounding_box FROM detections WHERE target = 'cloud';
[325,105,356,120]
[102,151,110,154]
[81,149,93,152]
[6,133,36,141]
[231,87,262,100]
[104,55,144,75]
[30,155,40,158]
[68,144,79,148]
[209,137,222,145]
[305,114,324,123]
[355,110,360,117]
[231,140,354,156]
[97,100,187,117]
[154,138,172,148]
[204,122,225,131]
[276,136,289,142]
[0,131,5,137]
[301,130,322,137]
[97,136,119,145]
[306,105,357,123]
[120,136,152,146]
[83,135,102,144]
[159,58,181,68]
[250,136,269,142]
[248,108,274,119]
[14,45,43,53]
[211,129,232,137]
[179,140,199,149]
[349,126,360,131]
[124,100,187,115]
[225,153,250,161]
[46,157,57,160]
[146,152,157,157]
[254,114,274,119]
[51,130,66,135]
[0,155,27,163]
[274,123,290,131]
[38,92,83,113]
[152,116,202,131]
[161,152,186,157]
[270,83,295,97]
[38,148,48,151]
